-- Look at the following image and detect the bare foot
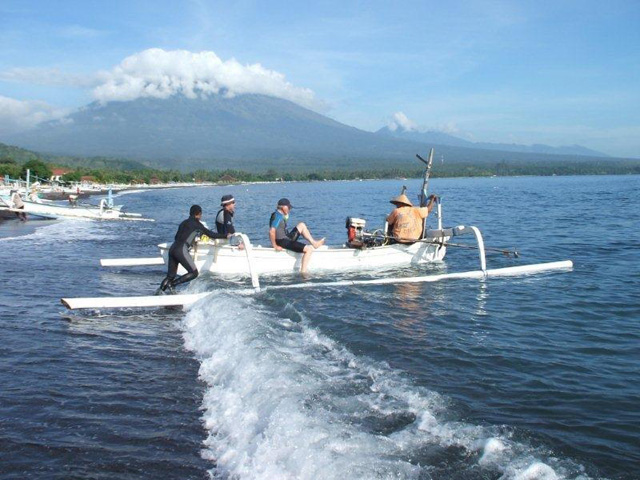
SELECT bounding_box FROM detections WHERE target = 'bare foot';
[312,238,325,249]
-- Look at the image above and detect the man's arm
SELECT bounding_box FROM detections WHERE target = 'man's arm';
[198,220,226,239]
[418,195,438,218]
[269,227,282,251]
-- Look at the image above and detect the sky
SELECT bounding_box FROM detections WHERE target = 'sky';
[0,0,639,157]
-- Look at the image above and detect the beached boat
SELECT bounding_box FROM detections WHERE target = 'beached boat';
[0,195,153,221]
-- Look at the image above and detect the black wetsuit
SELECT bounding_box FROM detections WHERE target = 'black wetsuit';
[160,216,225,290]
[215,208,235,235]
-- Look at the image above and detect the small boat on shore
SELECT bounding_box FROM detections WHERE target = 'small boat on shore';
[0,194,153,221]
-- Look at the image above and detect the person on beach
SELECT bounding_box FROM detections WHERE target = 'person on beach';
[157,205,227,294]
[269,198,325,273]
[386,193,437,244]
[10,190,26,221]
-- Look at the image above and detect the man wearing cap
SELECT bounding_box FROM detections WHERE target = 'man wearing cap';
[386,192,437,244]
[269,198,325,273]
[216,194,244,249]
[216,194,236,236]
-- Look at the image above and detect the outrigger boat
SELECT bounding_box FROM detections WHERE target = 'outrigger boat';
[0,191,153,222]
[61,150,573,310]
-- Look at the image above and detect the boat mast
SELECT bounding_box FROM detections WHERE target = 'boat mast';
[416,148,434,237]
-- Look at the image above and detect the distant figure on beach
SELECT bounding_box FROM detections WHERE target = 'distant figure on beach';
[28,188,40,203]
[157,205,226,294]
[269,198,325,273]
[216,194,244,249]
[11,191,26,221]
[386,192,437,244]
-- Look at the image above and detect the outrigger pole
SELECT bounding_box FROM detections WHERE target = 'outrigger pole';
[60,260,573,310]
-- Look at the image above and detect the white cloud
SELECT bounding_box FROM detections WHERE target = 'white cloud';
[388,111,417,131]
[387,112,462,136]
[92,48,320,109]
[0,95,70,135]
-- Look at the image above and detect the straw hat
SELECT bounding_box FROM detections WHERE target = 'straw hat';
[390,193,413,207]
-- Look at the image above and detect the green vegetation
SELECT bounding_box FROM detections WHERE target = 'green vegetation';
[0,157,21,178]
[1,142,639,185]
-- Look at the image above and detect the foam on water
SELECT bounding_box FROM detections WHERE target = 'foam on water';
[0,217,110,244]
[182,293,596,480]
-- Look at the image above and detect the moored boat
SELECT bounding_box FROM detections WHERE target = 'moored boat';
[0,196,153,221]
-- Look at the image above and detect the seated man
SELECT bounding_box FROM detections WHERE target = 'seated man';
[386,193,437,244]
[216,194,243,249]
[269,198,325,273]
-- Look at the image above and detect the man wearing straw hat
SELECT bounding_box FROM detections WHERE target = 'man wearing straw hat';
[386,192,437,244]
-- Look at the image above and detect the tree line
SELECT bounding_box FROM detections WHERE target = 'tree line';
[2,155,640,186]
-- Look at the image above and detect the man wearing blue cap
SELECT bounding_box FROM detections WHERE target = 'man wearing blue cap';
[269,198,325,273]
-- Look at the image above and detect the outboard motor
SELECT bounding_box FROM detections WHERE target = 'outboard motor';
[346,217,366,248]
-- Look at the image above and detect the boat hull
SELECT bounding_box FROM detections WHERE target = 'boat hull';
[0,199,151,221]
[158,240,448,276]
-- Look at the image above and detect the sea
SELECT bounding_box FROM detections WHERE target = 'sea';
[0,174,638,480]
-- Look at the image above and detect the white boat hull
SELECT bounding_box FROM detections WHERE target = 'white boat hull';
[0,199,152,221]
[158,239,448,276]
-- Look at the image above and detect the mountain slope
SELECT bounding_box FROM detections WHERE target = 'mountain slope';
[3,93,619,172]
[376,126,608,157]
[6,94,428,170]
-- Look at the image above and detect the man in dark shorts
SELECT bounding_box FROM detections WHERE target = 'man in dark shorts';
[157,205,226,294]
[269,198,325,273]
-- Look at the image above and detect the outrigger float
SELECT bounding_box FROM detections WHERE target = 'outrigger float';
[61,150,573,310]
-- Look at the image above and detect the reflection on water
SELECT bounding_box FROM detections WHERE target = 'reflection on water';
[393,282,423,314]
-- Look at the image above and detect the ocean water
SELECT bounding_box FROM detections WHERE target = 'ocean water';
[0,175,638,479]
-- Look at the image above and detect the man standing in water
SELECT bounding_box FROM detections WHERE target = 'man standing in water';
[269,198,325,273]
[158,205,226,294]
[11,190,26,221]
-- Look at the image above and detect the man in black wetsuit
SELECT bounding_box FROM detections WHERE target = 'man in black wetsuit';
[215,195,236,236]
[216,194,244,249]
[158,205,226,294]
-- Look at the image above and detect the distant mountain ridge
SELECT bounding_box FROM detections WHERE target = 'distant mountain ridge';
[2,93,616,172]
[6,94,429,170]
[376,125,608,158]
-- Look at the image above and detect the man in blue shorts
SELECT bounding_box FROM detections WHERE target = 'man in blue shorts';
[269,198,325,273]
